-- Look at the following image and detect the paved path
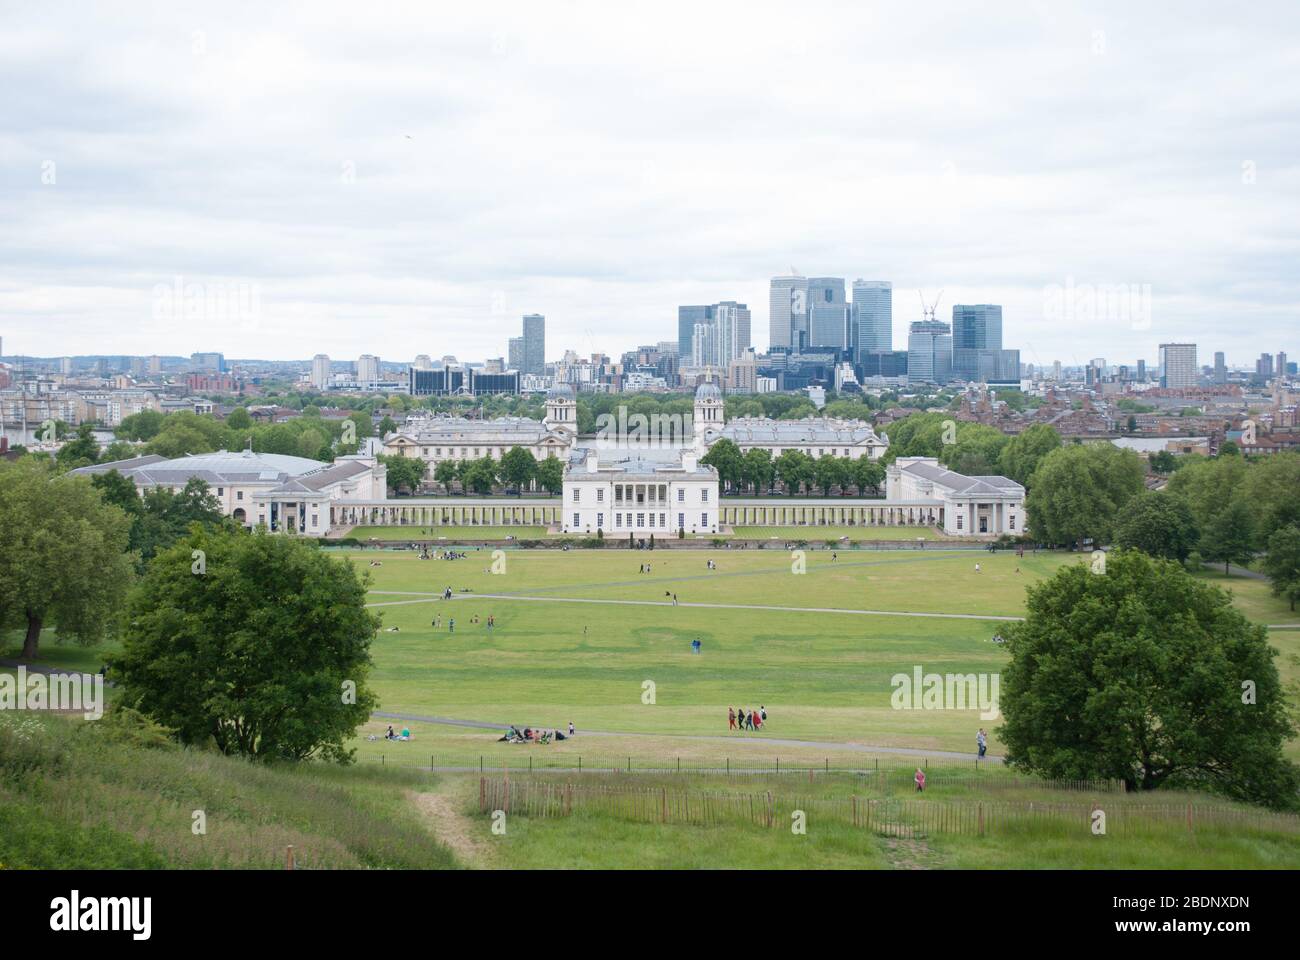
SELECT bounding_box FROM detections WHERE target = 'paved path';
[370,710,1002,763]
[367,591,1024,622]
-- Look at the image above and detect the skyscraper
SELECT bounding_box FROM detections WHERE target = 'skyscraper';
[678,302,750,367]
[768,274,809,351]
[951,305,1004,381]
[507,337,524,371]
[522,314,545,376]
[356,354,380,382]
[1213,351,1226,384]
[907,320,953,384]
[852,280,892,362]
[807,277,848,352]
[310,354,331,389]
[1158,343,1198,389]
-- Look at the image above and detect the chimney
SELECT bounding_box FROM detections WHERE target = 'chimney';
[585,449,599,473]
[681,450,697,472]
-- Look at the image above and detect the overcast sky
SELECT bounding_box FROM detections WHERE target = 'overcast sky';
[2,1,1297,369]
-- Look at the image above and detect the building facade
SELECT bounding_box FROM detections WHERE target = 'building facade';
[561,447,720,535]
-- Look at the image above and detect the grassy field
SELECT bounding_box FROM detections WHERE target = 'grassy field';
[5,545,1300,870]
[341,525,551,541]
[730,525,952,541]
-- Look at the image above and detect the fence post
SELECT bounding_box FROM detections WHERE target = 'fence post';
[726,757,730,775]
[479,777,485,813]
[662,787,668,824]
[825,757,829,774]
[529,755,532,773]
[480,755,483,773]
[1187,802,1194,833]
[852,795,858,827]
[578,755,582,773]
[628,756,631,772]
[286,845,295,870]
[776,757,780,775]
[978,802,985,837]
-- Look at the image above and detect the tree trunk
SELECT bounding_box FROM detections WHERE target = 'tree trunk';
[22,612,42,659]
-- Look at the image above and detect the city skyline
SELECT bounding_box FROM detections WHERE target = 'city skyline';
[2,2,1297,363]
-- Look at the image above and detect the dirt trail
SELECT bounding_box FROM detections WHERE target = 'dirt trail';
[408,785,494,869]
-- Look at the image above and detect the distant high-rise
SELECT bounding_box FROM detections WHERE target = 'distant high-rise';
[507,337,524,371]
[1256,353,1275,379]
[413,354,433,370]
[1278,351,1288,378]
[852,280,892,362]
[807,278,848,352]
[679,302,749,367]
[1137,358,1147,382]
[521,314,545,376]
[951,305,1003,381]
[768,274,809,351]
[907,320,953,384]
[1158,343,1198,389]
[1213,351,1226,384]
[356,354,380,382]
[310,354,331,389]
[191,352,225,372]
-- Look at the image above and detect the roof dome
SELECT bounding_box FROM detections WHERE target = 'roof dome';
[695,381,722,401]
[547,383,575,400]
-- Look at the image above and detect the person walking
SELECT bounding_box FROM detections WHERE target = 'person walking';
[568,721,575,737]
[759,705,767,723]
[914,768,926,792]
[728,707,736,730]
[977,728,987,759]
[448,618,455,633]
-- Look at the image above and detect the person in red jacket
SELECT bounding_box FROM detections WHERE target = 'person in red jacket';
[914,768,926,792]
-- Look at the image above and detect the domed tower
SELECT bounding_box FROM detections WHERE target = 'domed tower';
[543,382,577,437]
[693,380,723,451]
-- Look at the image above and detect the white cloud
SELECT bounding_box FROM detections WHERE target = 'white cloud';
[1,0,1297,366]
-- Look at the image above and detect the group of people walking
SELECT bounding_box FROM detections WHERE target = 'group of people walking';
[729,705,766,731]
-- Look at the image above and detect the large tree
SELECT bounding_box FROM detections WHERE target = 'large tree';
[700,439,744,492]
[997,424,1062,487]
[1000,550,1298,806]
[111,527,380,762]
[378,453,426,495]
[1113,491,1199,562]
[741,447,774,494]
[498,446,537,493]
[1200,499,1257,574]
[1024,443,1146,548]
[535,456,564,494]
[0,459,134,658]
[1261,525,1300,612]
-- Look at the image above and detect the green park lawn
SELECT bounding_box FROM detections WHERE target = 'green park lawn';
[729,525,952,541]
[7,549,1298,766]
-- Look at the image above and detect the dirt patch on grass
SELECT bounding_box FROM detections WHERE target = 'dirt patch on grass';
[882,836,939,870]
[408,787,494,869]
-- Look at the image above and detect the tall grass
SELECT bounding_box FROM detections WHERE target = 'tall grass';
[0,713,456,869]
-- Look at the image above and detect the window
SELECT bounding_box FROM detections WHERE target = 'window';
[217,487,224,496]
[648,513,655,527]
[677,488,685,502]
[596,489,604,503]
[659,514,666,528]
[616,513,622,527]
[237,491,244,501]
[701,489,709,503]
[1009,515,1016,530]
[573,489,581,502]
[701,512,709,528]
[956,514,963,530]
[677,513,685,530]
[597,513,604,529]
[636,513,645,528]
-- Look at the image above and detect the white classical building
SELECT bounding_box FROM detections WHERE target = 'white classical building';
[560,447,720,536]
[692,382,888,460]
[72,449,387,537]
[886,457,1025,536]
[381,384,577,475]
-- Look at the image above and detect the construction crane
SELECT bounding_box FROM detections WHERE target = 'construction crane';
[917,289,944,323]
